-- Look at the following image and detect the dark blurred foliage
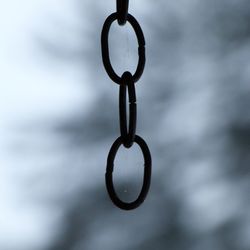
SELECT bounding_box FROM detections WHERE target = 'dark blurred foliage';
[38,0,250,249]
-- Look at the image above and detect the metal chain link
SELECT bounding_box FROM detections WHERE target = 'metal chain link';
[101,12,145,84]
[101,0,152,210]
[116,0,129,25]
[119,71,136,148]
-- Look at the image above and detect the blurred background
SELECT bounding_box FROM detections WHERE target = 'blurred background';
[1,0,250,249]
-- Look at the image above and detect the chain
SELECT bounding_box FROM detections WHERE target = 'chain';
[101,0,152,210]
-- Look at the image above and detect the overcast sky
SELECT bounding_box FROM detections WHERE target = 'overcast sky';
[0,1,88,249]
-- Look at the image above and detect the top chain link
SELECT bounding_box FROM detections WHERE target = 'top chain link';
[116,0,129,25]
[101,12,145,84]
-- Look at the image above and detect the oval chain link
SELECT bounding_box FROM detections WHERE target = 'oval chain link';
[101,12,145,84]
[119,71,136,148]
[106,135,151,210]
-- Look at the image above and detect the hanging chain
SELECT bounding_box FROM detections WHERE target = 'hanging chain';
[101,0,152,210]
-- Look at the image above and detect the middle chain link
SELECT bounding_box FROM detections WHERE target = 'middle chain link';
[119,71,136,148]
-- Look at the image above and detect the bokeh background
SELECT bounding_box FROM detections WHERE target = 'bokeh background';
[1,0,250,249]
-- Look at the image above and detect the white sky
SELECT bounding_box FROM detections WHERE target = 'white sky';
[0,0,90,249]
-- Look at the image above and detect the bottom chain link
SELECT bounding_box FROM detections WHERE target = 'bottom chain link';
[105,135,152,210]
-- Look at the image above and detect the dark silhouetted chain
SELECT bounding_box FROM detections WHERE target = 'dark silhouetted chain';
[101,0,152,210]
